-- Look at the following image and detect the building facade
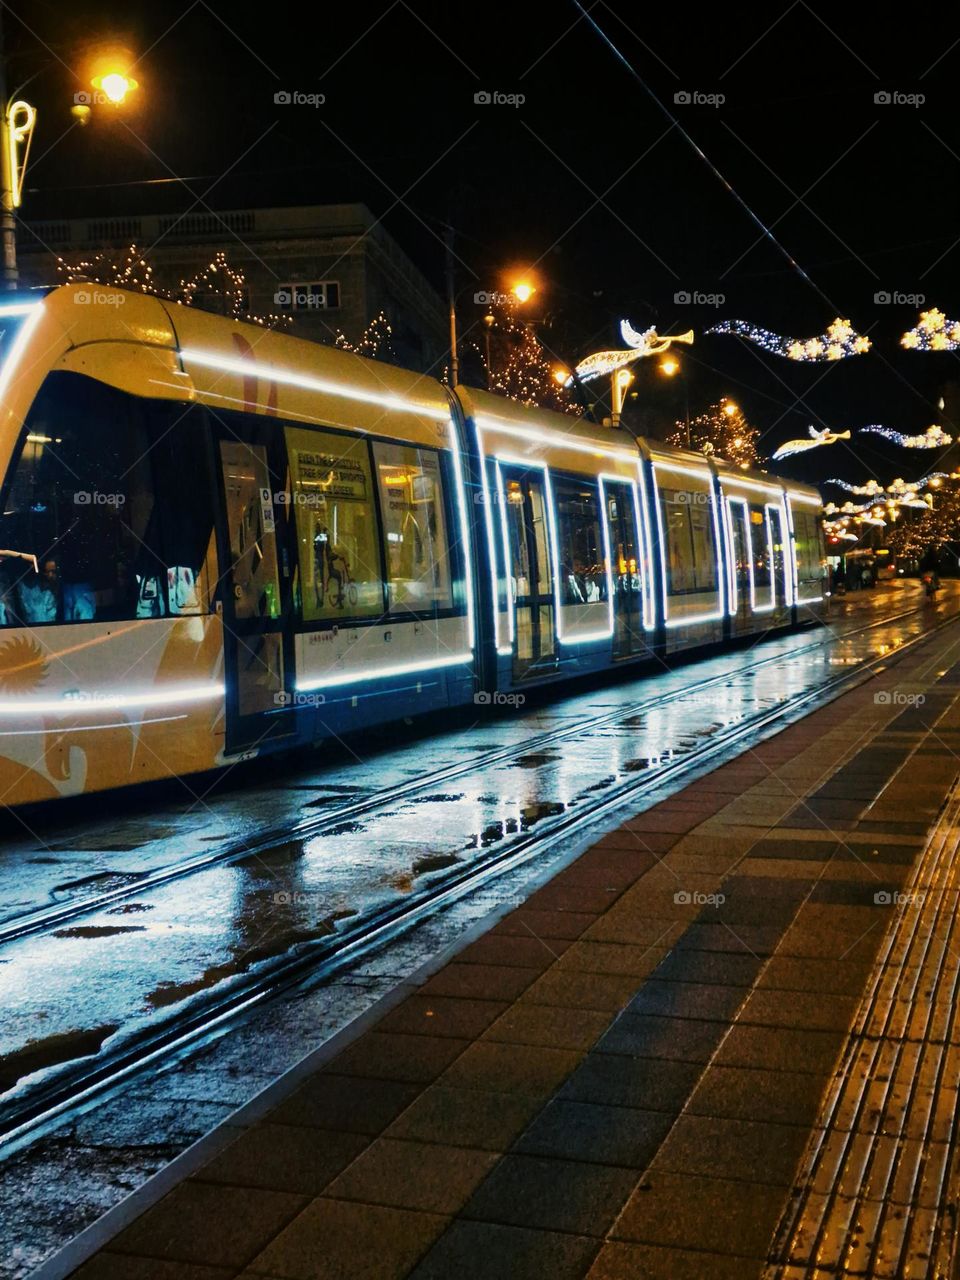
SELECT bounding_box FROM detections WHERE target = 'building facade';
[17,204,448,374]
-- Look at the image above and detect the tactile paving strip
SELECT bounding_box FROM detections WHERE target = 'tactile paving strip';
[766,747,960,1278]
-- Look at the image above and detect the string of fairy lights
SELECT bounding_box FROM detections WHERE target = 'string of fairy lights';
[707,316,871,361]
[57,243,292,328]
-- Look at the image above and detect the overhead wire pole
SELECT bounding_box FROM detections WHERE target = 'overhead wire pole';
[570,0,837,313]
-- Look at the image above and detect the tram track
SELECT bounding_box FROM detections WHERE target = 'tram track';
[0,596,953,1161]
[0,601,930,951]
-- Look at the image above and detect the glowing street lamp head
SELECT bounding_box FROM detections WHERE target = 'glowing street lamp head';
[512,281,536,304]
[553,366,569,385]
[92,71,139,104]
[723,400,739,417]
[659,356,679,377]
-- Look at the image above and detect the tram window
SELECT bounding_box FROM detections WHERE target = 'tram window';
[554,477,606,604]
[750,508,771,589]
[659,485,717,595]
[794,510,822,580]
[145,403,217,616]
[373,442,452,611]
[0,372,162,627]
[285,426,384,623]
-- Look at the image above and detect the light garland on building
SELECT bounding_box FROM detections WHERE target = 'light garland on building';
[770,425,851,461]
[859,424,953,448]
[58,242,292,329]
[335,311,394,359]
[708,317,871,361]
[900,309,960,351]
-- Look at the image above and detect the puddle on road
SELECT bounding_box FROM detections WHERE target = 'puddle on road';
[520,802,566,829]
[411,853,461,875]
[0,1023,119,1091]
[51,871,148,902]
[510,753,561,769]
[53,925,148,940]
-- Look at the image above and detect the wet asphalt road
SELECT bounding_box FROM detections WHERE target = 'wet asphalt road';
[0,582,954,1277]
[0,583,947,1103]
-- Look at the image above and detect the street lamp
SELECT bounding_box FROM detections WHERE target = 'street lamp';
[659,354,690,447]
[611,368,634,428]
[0,53,140,288]
[92,71,138,105]
[444,244,540,387]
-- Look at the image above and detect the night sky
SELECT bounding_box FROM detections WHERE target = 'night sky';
[10,0,960,488]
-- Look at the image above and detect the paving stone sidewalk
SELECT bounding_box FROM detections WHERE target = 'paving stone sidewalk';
[66,624,960,1280]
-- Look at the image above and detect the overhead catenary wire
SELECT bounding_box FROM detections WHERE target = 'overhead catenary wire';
[570,0,838,313]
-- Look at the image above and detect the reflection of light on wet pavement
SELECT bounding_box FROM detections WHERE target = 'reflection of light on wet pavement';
[0,587,955,1099]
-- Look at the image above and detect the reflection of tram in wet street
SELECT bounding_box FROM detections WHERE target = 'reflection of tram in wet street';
[0,286,825,806]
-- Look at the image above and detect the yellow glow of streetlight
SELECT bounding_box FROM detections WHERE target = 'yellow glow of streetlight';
[659,356,679,377]
[553,366,569,385]
[93,71,139,104]
[723,400,739,417]
[512,281,536,304]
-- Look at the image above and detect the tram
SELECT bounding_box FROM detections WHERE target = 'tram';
[0,286,826,805]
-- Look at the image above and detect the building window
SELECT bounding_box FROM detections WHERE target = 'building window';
[285,426,384,623]
[372,442,452,612]
[278,281,340,311]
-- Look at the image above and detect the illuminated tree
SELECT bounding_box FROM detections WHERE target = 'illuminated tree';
[477,301,580,415]
[667,400,763,468]
[884,479,960,560]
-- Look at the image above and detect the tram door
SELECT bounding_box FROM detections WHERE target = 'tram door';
[768,507,790,609]
[502,468,557,679]
[728,502,752,628]
[605,481,643,659]
[216,428,294,753]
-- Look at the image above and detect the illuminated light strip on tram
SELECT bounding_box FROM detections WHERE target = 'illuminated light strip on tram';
[446,413,476,651]
[0,715,187,738]
[0,681,224,716]
[755,505,778,614]
[493,456,568,647]
[179,348,452,422]
[786,490,824,604]
[634,460,657,630]
[763,502,786,610]
[296,651,473,693]
[472,422,511,655]
[650,458,726,628]
[475,415,643,465]
[0,302,43,404]
[176,353,477,688]
[721,478,798,606]
[493,462,517,647]
[475,415,657,640]
[725,497,757,614]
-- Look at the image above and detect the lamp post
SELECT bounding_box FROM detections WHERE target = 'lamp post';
[443,238,537,389]
[659,353,690,448]
[611,367,634,428]
[0,42,138,289]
